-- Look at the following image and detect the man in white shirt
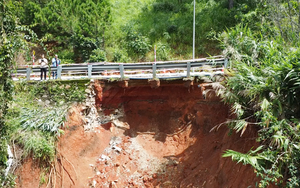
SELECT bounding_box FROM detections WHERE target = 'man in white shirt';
[39,54,48,80]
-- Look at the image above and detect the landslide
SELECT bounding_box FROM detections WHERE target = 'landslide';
[15,79,260,188]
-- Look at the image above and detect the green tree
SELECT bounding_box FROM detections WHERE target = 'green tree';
[20,0,112,63]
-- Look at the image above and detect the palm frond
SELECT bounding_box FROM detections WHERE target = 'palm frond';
[18,106,68,134]
[231,102,244,117]
[223,146,264,170]
[233,119,248,136]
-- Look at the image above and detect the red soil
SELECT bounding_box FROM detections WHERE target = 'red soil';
[15,79,264,188]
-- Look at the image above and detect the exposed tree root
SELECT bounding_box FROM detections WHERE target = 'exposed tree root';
[46,167,53,188]
[58,152,78,180]
[58,160,75,185]
[56,152,76,186]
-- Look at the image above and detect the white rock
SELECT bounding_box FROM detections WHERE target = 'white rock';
[99,154,110,161]
[112,119,130,129]
[112,146,122,153]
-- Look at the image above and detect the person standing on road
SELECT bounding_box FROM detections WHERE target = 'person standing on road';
[39,54,48,80]
[52,54,61,79]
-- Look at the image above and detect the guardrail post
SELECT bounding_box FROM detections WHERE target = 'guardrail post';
[88,64,92,78]
[224,58,228,68]
[187,62,191,78]
[119,64,124,79]
[152,63,157,79]
[57,66,62,79]
[26,68,31,81]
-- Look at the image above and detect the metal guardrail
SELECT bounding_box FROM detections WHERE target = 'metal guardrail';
[13,57,228,81]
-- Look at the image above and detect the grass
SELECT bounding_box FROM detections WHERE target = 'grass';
[5,80,89,164]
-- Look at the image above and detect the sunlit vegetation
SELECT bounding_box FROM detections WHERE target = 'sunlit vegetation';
[2,0,300,187]
[218,1,300,186]
[17,0,257,63]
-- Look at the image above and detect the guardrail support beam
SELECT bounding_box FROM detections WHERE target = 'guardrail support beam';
[88,64,92,78]
[26,68,31,81]
[187,62,191,78]
[119,64,124,79]
[57,66,62,79]
[152,63,157,79]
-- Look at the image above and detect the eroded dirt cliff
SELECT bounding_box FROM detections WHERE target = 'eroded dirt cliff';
[15,79,260,188]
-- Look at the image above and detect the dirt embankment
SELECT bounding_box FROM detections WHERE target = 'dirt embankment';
[15,79,261,188]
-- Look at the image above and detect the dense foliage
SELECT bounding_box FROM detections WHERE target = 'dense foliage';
[6,80,87,159]
[218,1,300,187]
[2,80,88,186]
[0,0,35,186]
[16,0,258,63]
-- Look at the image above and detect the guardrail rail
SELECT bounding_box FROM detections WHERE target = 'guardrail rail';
[13,56,228,81]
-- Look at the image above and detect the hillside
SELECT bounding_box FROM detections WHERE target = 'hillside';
[3,1,300,187]
[14,79,261,187]
[15,0,248,63]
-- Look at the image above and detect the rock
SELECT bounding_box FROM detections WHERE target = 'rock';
[143,176,148,182]
[92,180,97,187]
[99,154,110,161]
[172,135,179,141]
[112,146,122,153]
[112,119,130,130]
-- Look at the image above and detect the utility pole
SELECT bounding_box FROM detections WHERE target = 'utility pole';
[154,45,156,62]
[193,0,195,60]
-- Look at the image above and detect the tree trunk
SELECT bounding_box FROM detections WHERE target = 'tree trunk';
[228,0,234,9]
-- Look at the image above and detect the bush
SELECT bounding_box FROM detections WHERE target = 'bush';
[16,131,55,162]
[218,25,300,187]
[112,48,130,63]
[125,28,151,60]
[56,48,75,64]
[155,42,171,61]
[88,48,107,62]
[4,80,89,165]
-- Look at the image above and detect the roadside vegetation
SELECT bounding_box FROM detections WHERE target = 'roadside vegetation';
[217,1,300,187]
[3,80,88,186]
[1,0,300,187]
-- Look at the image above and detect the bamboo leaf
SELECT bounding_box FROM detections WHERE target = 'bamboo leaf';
[261,98,270,111]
